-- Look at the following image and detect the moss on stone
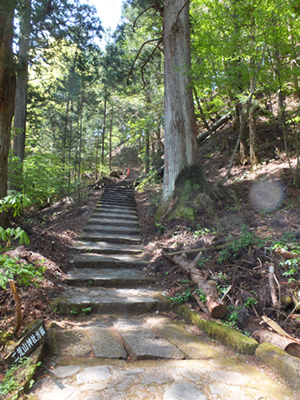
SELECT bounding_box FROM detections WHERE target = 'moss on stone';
[256,342,300,390]
[179,305,258,355]
[171,204,195,220]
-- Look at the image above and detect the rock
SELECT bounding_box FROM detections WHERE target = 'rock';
[164,383,207,400]
[209,369,249,385]
[82,397,102,400]
[52,365,81,379]
[76,366,112,385]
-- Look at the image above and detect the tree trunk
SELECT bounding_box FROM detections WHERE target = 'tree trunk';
[0,1,16,227]
[237,102,248,165]
[109,105,113,171]
[249,104,258,170]
[253,329,300,359]
[166,252,226,318]
[159,0,199,212]
[12,0,31,167]
[101,94,107,167]
[77,90,84,195]
[249,75,258,170]
[145,129,150,174]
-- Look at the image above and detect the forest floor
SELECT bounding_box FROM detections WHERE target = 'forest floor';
[1,117,300,366]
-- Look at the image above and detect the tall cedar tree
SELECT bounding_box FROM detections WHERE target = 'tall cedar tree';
[159,0,200,211]
[0,0,16,227]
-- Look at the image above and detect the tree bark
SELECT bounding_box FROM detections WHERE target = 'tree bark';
[145,129,150,174]
[101,94,108,167]
[237,102,248,165]
[0,1,16,227]
[253,329,300,359]
[12,0,31,166]
[109,105,113,171]
[166,252,226,318]
[159,0,199,209]
[249,76,259,170]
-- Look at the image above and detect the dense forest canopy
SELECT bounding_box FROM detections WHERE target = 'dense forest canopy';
[0,0,299,218]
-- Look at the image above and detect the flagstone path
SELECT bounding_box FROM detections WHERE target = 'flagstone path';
[28,182,298,400]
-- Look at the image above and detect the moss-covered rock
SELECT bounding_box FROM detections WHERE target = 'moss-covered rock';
[179,305,258,355]
[256,342,300,390]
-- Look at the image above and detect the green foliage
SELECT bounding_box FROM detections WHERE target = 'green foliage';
[168,288,193,304]
[195,288,207,303]
[0,193,31,246]
[244,295,258,308]
[70,306,92,315]
[0,357,40,399]
[0,255,44,290]
[193,226,216,238]
[168,288,207,304]
[23,152,70,204]
[0,193,31,217]
[272,242,300,282]
[222,305,242,330]
[218,226,264,263]
[0,227,30,247]
[155,221,166,233]
[198,254,212,268]
[222,294,257,330]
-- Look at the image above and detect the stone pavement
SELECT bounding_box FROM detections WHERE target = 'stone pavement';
[28,182,298,399]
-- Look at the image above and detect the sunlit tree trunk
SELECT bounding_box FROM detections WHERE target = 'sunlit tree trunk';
[0,1,16,227]
[101,94,108,167]
[159,0,199,210]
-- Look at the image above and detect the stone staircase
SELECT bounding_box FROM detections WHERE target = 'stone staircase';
[55,182,169,316]
[29,182,297,399]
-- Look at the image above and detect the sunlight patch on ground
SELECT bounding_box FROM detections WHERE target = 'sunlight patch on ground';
[249,179,285,211]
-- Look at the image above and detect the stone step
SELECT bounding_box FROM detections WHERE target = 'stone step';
[79,232,141,245]
[48,321,127,359]
[99,201,136,208]
[101,192,135,199]
[101,193,135,200]
[83,225,140,235]
[99,200,136,207]
[72,253,145,269]
[46,316,220,361]
[86,217,138,228]
[90,211,138,221]
[113,319,185,360]
[94,205,138,214]
[54,287,170,315]
[105,184,133,190]
[103,186,134,192]
[71,240,143,255]
[103,190,134,197]
[96,203,137,212]
[63,268,152,287]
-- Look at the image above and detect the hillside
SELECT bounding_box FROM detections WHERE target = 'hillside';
[0,118,300,361]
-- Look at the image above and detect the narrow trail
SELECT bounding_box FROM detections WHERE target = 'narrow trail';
[29,182,296,400]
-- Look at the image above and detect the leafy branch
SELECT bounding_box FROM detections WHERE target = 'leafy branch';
[127,37,163,85]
